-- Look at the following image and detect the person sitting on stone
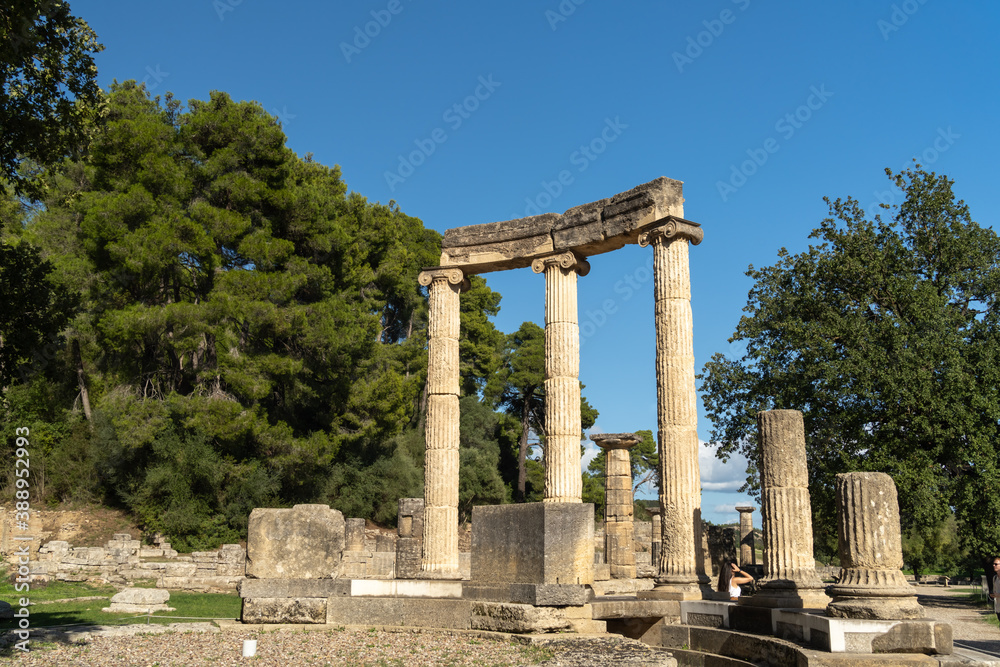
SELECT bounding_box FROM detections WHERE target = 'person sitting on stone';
[717,560,753,601]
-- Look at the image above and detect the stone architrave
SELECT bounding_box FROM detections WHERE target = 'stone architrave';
[531,251,590,503]
[417,267,467,579]
[592,433,640,579]
[638,218,706,600]
[750,410,829,608]
[647,507,662,570]
[826,472,924,619]
[736,506,756,566]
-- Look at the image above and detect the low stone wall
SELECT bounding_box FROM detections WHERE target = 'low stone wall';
[27,533,246,592]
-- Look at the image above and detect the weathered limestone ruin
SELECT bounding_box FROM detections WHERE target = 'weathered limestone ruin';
[218,176,971,663]
[748,410,829,609]
[534,251,589,503]
[736,506,756,566]
[640,219,706,600]
[431,177,700,602]
[592,432,640,579]
[826,472,924,620]
[416,267,466,579]
[647,506,662,569]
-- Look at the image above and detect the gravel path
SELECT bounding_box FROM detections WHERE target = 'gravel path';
[1,626,561,666]
[0,588,995,666]
[916,587,1000,658]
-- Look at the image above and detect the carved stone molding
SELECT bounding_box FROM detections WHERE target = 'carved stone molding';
[638,218,704,248]
[418,267,468,289]
[530,251,591,276]
[591,432,641,450]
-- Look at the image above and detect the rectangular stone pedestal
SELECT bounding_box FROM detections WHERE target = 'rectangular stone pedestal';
[462,502,594,609]
[470,502,595,587]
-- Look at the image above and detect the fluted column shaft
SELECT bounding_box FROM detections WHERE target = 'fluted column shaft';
[826,472,923,619]
[532,252,589,503]
[736,506,756,566]
[752,410,828,607]
[648,507,662,569]
[417,268,465,578]
[642,224,702,595]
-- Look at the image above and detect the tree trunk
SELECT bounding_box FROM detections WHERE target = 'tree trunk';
[517,400,530,502]
[72,338,93,423]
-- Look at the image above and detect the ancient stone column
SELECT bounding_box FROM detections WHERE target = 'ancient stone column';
[593,433,639,579]
[531,251,590,503]
[648,506,662,571]
[752,410,829,608]
[638,219,705,600]
[416,267,467,578]
[736,506,756,566]
[826,472,923,619]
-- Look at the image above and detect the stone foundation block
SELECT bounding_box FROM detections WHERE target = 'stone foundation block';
[469,601,569,633]
[238,578,351,599]
[326,597,471,629]
[463,582,592,606]
[241,598,327,624]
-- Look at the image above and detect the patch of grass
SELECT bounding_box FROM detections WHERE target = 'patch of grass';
[515,643,555,665]
[0,582,240,630]
[0,579,115,604]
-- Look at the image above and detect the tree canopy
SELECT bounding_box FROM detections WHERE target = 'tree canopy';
[0,79,582,546]
[2,82,448,546]
[699,167,1000,566]
[1,0,103,196]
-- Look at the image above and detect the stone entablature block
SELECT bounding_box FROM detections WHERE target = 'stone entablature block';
[440,177,689,274]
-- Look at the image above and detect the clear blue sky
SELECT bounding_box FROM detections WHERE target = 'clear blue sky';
[71,0,1000,526]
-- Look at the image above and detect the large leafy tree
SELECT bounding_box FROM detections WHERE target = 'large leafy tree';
[699,167,1000,565]
[488,322,546,501]
[18,82,442,543]
[1,0,103,196]
[487,321,598,501]
[0,239,75,390]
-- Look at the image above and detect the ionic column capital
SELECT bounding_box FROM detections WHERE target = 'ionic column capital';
[638,218,704,248]
[418,267,469,289]
[531,251,590,277]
